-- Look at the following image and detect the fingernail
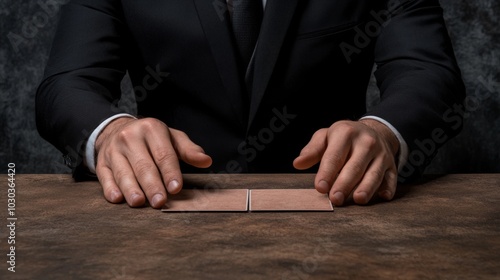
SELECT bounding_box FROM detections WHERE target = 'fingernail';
[152,193,164,207]
[130,193,142,204]
[380,190,392,200]
[333,192,345,205]
[167,179,180,193]
[317,180,330,193]
[110,190,121,202]
[356,191,368,203]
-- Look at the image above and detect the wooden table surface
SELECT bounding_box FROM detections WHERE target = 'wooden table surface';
[1,174,499,279]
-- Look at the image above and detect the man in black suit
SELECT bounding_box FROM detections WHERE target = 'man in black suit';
[36,0,465,208]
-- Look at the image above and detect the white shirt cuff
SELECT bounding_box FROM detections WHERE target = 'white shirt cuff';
[85,113,137,174]
[360,116,409,172]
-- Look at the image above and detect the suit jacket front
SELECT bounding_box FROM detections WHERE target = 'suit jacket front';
[36,0,465,179]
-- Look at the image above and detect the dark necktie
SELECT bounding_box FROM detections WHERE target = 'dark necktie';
[231,0,263,73]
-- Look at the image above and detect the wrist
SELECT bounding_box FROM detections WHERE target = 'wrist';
[359,119,400,157]
[95,117,136,153]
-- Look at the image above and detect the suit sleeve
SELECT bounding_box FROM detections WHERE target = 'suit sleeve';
[36,0,128,177]
[366,0,466,181]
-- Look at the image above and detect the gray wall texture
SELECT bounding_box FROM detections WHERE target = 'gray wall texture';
[1,0,499,174]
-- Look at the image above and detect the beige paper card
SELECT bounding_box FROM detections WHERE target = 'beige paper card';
[162,189,249,212]
[249,189,333,212]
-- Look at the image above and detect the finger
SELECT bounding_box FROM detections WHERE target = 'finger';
[96,165,124,204]
[114,120,171,207]
[293,129,328,170]
[125,144,169,208]
[110,154,146,207]
[351,157,387,204]
[377,169,397,201]
[140,125,184,195]
[169,129,213,168]
[314,128,352,194]
[328,143,373,206]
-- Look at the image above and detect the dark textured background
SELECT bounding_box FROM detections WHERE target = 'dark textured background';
[1,0,499,174]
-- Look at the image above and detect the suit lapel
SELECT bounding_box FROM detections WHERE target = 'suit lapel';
[248,0,301,129]
[193,0,246,126]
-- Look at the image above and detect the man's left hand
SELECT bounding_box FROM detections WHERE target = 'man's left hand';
[293,119,400,206]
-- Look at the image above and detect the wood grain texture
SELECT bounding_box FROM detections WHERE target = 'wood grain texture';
[0,174,499,279]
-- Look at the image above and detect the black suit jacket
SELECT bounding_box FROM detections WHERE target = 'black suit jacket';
[36,0,465,180]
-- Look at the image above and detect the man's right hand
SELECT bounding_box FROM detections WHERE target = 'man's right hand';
[94,117,212,208]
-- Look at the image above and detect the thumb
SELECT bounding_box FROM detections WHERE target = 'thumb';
[169,128,213,168]
[293,129,328,170]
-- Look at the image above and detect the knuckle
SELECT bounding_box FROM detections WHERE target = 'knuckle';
[154,149,178,165]
[362,134,378,149]
[386,170,397,181]
[332,120,350,129]
[333,174,351,190]
[141,118,155,127]
[344,128,355,138]
[140,182,159,194]
[95,161,106,173]
[139,118,164,132]
[367,168,385,181]
[325,153,342,166]
[114,168,130,181]
[347,162,365,176]
[117,128,135,142]
[312,128,327,139]
[172,129,188,139]
[101,145,115,158]
[133,159,155,177]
